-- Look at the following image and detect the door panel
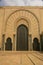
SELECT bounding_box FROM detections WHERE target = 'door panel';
[17,25,28,51]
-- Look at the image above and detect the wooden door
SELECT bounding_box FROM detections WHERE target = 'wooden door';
[16,25,28,51]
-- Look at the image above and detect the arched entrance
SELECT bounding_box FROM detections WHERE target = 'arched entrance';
[4,9,40,51]
[5,37,12,50]
[16,24,28,51]
[33,38,40,51]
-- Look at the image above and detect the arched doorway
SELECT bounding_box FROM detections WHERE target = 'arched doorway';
[33,38,40,51]
[5,37,12,50]
[16,24,28,51]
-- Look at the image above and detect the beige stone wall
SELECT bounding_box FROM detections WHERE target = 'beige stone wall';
[0,6,43,50]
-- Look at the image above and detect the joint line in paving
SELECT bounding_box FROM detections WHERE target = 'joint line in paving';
[31,53,43,61]
[26,54,35,65]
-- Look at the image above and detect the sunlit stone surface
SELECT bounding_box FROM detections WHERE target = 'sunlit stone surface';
[0,51,43,65]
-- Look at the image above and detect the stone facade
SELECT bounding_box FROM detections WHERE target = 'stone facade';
[0,6,43,51]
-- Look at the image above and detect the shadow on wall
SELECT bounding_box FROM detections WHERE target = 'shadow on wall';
[5,37,12,51]
[33,37,40,51]
[40,33,43,51]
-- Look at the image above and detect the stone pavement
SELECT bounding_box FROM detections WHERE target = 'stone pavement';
[0,51,43,65]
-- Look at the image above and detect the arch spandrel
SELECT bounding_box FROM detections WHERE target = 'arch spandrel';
[16,19,29,35]
[4,9,40,41]
[5,9,39,25]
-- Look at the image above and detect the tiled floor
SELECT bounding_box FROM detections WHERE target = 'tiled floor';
[0,51,43,65]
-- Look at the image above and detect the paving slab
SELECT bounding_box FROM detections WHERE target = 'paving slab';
[0,51,43,65]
